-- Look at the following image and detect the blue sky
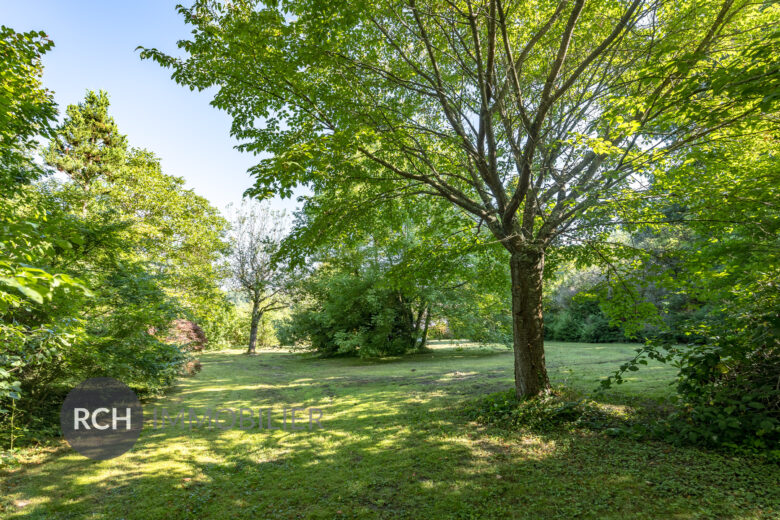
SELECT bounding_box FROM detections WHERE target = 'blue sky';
[3,0,298,214]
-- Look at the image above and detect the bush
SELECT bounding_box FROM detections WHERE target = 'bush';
[465,389,622,432]
[666,338,779,456]
[545,299,624,343]
[277,271,419,358]
[167,319,207,351]
[602,287,780,460]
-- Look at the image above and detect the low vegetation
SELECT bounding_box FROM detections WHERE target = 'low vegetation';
[2,342,778,519]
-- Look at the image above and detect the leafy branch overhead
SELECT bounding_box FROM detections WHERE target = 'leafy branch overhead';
[142,0,777,249]
[141,0,778,398]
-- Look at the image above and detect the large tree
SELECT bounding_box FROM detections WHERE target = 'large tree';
[143,0,777,396]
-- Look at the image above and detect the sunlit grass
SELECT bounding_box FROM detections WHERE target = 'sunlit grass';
[1,341,777,519]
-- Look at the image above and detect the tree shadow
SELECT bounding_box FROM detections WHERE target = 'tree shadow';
[2,349,777,519]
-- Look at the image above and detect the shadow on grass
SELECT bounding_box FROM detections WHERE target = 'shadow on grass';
[2,348,778,519]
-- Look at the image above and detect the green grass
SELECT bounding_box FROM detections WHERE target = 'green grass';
[1,341,778,519]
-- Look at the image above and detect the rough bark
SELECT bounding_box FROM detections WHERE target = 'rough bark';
[509,247,550,398]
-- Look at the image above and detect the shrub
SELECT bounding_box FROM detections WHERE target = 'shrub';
[602,288,780,460]
[277,271,419,358]
[166,319,207,351]
[666,339,779,456]
[465,389,621,432]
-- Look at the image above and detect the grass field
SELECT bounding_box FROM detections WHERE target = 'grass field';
[1,341,778,519]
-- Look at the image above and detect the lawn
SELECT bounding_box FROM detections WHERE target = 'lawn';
[1,341,778,519]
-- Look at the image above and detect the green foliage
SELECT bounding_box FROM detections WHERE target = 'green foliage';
[39,91,229,388]
[202,300,281,350]
[278,269,416,358]
[106,147,230,325]
[546,310,584,342]
[669,339,779,456]
[0,27,89,422]
[44,90,127,203]
[142,0,778,398]
[465,389,621,432]
[1,81,230,446]
[0,26,56,188]
[598,125,780,456]
[443,286,512,347]
[543,264,626,343]
[200,299,250,350]
[276,188,514,355]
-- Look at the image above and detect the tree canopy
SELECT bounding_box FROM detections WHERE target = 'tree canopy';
[142,0,779,397]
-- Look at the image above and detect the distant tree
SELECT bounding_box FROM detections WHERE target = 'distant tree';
[228,201,288,354]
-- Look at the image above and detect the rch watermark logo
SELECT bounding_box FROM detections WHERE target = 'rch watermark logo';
[60,377,144,460]
[60,378,326,460]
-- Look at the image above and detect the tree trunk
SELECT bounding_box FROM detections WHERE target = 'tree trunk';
[509,247,550,398]
[247,301,261,354]
[412,299,426,349]
[420,306,431,349]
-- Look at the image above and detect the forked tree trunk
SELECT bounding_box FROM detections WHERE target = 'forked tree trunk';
[509,247,550,398]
